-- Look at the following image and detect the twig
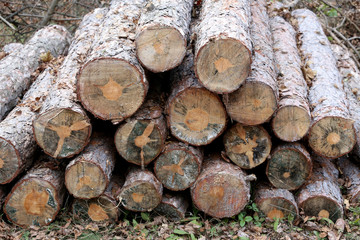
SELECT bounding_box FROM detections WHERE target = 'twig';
[0,14,16,30]
[39,0,60,28]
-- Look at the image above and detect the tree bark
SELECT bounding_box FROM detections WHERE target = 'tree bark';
[336,157,360,203]
[167,50,227,146]
[266,143,312,190]
[0,25,71,120]
[270,16,311,142]
[135,0,193,73]
[33,8,108,159]
[223,123,271,169]
[154,141,203,191]
[0,185,6,206]
[118,168,163,212]
[190,154,253,218]
[254,183,299,220]
[154,192,189,221]
[77,0,149,123]
[291,9,356,159]
[194,0,252,93]
[65,134,116,199]
[2,43,23,55]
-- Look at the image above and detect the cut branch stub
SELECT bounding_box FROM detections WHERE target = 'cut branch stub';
[154,192,189,221]
[223,123,271,169]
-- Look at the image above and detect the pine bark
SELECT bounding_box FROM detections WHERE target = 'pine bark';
[291,9,356,159]
[270,16,311,142]
[167,51,227,146]
[154,192,189,221]
[32,8,108,159]
[118,168,163,212]
[194,0,252,93]
[223,123,272,169]
[336,157,360,203]
[65,134,116,199]
[135,0,193,72]
[223,0,278,125]
[266,143,312,190]
[0,25,71,120]
[154,141,203,191]
[77,0,149,123]
[254,183,299,220]
[190,155,253,218]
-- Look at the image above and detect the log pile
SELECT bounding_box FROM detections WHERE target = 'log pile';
[1,0,360,228]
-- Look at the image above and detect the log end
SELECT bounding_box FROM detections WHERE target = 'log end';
[0,137,21,184]
[258,197,298,220]
[299,196,343,222]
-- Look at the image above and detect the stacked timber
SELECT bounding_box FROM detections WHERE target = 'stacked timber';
[154,192,189,221]
[337,157,360,203]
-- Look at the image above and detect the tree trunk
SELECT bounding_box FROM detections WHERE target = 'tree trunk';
[254,183,299,220]
[154,141,203,191]
[71,175,124,222]
[33,8,108,159]
[0,25,71,120]
[336,157,360,203]
[154,192,189,221]
[115,91,167,168]
[297,156,343,222]
[190,154,253,218]
[266,143,312,190]
[4,160,65,227]
[77,0,149,123]
[135,0,193,73]
[270,16,311,142]
[223,123,271,169]
[194,0,252,93]
[291,9,356,159]
[65,134,116,199]
[223,0,278,125]
[167,50,227,146]
[118,168,163,212]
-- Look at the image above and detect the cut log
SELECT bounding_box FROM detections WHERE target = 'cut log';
[194,0,252,93]
[4,159,65,227]
[118,168,163,212]
[71,175,124,222]
[154,141,203,191]
[297,156,343,222]
[266,143,312,190]
[336,157,360,203]
[254,183,299,220]
[0,25,71,120]
[135,0,193,72]
[77,0,149,123]
[190,155,253,218]
[167,51,227,146]
[0,185,6,206]
[223,0,278,125]
[270,16,311,142]
[2,43,23,55]
[154,192,189,221]
[114,91,167,167]
[291,9,356,159]
[33,8,108,158]
[65,134,116,199]
[223,123,271,169]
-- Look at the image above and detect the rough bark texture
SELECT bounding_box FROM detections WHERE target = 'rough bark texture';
[115,92,167,167]
[223,123,272,169]
[270,16,310,142]
[119,168,163,212]
[291,9,356,159]
[167,51,227,146]
[223,0,278,125]
[0,66,60,184]
[77,0,149,123]
[297,156,343,222]
[194,0,252,93]
[0,25,71,120]
[190,155,252,218]
[266,143,312,190]
[0,185,6,206]
[4,161,65,227]
[33,8,108,159]
[154,192,189,221]
[331,44,360,161]
[2,43,23,55]
[154,141,203,191]
[337,157,360,203]
[136,0,193,72]
[254,183,299,220]
[65,134,116,199]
